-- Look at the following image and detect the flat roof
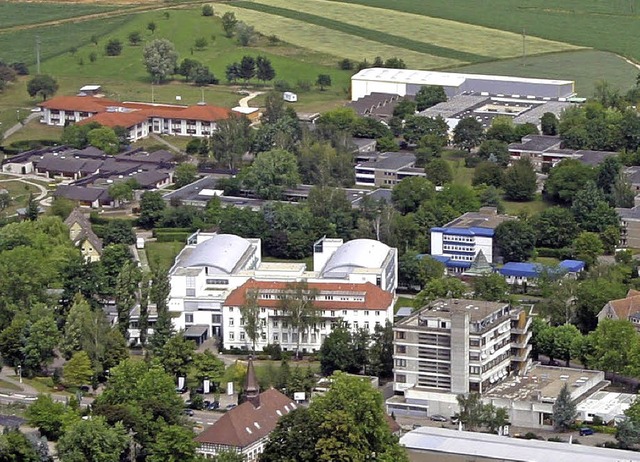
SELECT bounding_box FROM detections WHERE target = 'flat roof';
[401,426,640,462]
[397,298,509,324]
[484,365,603,402]
[577,391,636,419]
[352,68,574,86]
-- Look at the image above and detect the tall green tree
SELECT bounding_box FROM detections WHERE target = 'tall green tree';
[27,74,58,100]
[143,39,178,83]
[64,351,93,387]
[573,231,604,267]
[552,383,577,432]
[571,182,620,233]
[138,191,166,229]
[57,417,129,462]
[319,324,357,376]
[210,114,252,170]
[0,428,40,462]
[221,12,238,37]
[239,288,261,353]
[424,159,453,186]
[494,220,536,263]
[174,163,198,188]
[26,395,79,440]
[192,350,225,386]
[473,273,510,302]
[278,282,319,359]
[368,320,394,378]
[23,314,59,376]
[150,266,173,356]
[503,158,537,201]
[415,85,447,111]
[453,117,484,151]
[243,149,300,200]
[456,393,485,431]
[531,207,580,249]
[159,334,196,378]
[114,260,141,337]
[147,425,198,462]
[540,112,559,135]
[544,159,596,204]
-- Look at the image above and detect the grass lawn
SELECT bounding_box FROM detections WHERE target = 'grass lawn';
[0,178,44,216]
[503,196,550,216]
[0,378,23,392]
[394,296,414,313]
[332,0,640,62]
[533,256,560,266]
[442,150,473,186]
[248,0,577,60]
[0,2,118,29]
[16,375,72,396]
[2,118,63,147]
[454,50,639,96]
[145,240,185,270]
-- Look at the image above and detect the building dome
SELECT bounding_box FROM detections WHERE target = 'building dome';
[181,234,252,274]
[321,239,391,277]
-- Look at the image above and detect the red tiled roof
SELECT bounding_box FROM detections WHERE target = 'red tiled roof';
[195,388,296,447]
[78,111,149,129]
[224,279,394,311]
[39,96,119,113]
[606,294,640,320]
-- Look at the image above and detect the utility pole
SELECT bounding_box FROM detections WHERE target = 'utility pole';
[151,83,155,103]
[36,35,41,74]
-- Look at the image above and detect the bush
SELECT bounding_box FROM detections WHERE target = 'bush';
[338,58,354,70]
[296,80,311,92]
[202,4,214,16]
[464,155,482,168]
[152,227,193,235]
[535,247,573,259]
[547,436,563,442]
[155,231,191,242]
[263,343,282,360]
[105,39,123,56]
[274,80,292,92]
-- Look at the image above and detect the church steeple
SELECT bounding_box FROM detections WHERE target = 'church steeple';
[244,357,260,408]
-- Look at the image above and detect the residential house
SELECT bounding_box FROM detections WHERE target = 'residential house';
[597,289,640,332]
[195,359,296,461]
[55,185,112,208]
[64,208,103,262]
[430,207,514,273]
[355,152,425,187]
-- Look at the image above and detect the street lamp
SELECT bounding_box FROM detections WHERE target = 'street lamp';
[17,365,22,384]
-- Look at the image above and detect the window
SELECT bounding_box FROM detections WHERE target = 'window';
[282,333,288,342]
[240,318,245,326]
[321,322,326,330]
[185,314,193,323]
[229,332,235,341]
[396,359,406,367]
[331,311,336,317]
[261,332,266,340]
[396,331,405,340]
[229,307,234,312]
[282,321,288,329]
[375,311,380,316]
[240,332,246,341]
[211,314,221,324]
[229,319,234,327]
[273,333,279,341]
[342,310,347,316]
[273,321,279,328]
[364,310,369,316]
[396,374,406,383]
[364,321,369,330]
[261,308,266,313]
[353,321,359,329]
[261,319,266,327]
[396,345,406,354]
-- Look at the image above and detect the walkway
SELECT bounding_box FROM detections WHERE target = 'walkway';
[1,113,39,140]
[0,177,48,201]
[149,133,182,153]
[238,91,263,108]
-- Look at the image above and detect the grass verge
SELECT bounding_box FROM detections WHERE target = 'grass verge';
[146,240,185,271]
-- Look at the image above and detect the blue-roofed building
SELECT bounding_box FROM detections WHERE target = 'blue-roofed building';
[499,259,584,286]
[430,207,515,274]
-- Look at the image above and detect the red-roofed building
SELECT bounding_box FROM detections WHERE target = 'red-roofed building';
[223,279,395,352]
[195,358,296,461]
[597,289,640,332]
[39,95,233,141]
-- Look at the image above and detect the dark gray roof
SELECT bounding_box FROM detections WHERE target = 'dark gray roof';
[74,146,106,158]
[358,153,416,171]
[575,150,617,166]
[625,167,640,185]
[115,149,174,164]
[55,185,109,202]
[617,206,640,220]
[133,170,170,188]
[163,175,218,202]
[418,95,489,119]
[348,92,400,116]
[36,154,88,174]
[184,325,209,338]
[508,135,562,153]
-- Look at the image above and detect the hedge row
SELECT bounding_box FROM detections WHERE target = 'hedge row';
[152,227,193,237]
[535,247,573,260]
[155,231,191,242]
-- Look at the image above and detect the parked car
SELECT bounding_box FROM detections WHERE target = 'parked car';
[183,409,194,417]
[208,401,220,410]
[225,404,237,411]
[579,427,594,436]
[430,414,447,422]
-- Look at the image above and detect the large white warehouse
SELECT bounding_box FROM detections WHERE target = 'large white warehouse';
[351,68,575,101]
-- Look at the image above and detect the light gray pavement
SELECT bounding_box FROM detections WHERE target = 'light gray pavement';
[1,112,39,140]
[238,91,263,108]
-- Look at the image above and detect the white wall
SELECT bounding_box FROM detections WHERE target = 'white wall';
[351,80,407,101]
[430,231,443,255]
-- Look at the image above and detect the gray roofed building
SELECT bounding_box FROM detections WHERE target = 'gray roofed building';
[512,100,572,125]
[176,233,260,275]
[347,92,401,117]
[55,185,111,207]
[575,149,617,166]
[321,239,392,278]
[418,95,489,119]
[64,208,104,261]
[355,152,425,187]
[74,146,107,158]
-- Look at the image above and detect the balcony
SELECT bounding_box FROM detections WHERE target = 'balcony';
[511,344,532,361]
[511,316,531,334]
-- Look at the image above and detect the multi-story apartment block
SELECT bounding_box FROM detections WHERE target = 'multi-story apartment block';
[430,207,514,273]
[223,279,394,352]
[392,298,531,395]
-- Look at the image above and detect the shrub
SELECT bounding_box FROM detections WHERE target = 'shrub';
[202,4,214,16]
[535,247,573,259]
[338,58,354,70]
[296,80,311,92]
[105,38,123,56]
[464,155,481,168]
[274,80,292,92]
[155,231,191,242]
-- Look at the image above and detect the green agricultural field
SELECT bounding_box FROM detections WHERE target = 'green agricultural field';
[215,4,462,69]
[0,2,118,29]
[454,50,639,96]
[250,0,578,60]
[333,0,640,62]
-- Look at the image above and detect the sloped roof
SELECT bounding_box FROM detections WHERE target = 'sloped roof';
[39,95,119,112]
[79,110,148,129]
[64,208,103,253]
[605,293,640,321]
[321,239,391,277]
[224,279,394,311]
[64,207,92,230]
[195,388,296,448]
[55,185,109,202]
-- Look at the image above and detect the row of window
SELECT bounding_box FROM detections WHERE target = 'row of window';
[443,245,475,252]
[227,307,380,317]
[441,234,474,243]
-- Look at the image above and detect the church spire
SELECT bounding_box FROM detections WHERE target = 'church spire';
[244,357,260,408]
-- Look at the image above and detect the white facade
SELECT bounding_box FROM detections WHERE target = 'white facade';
[41,108,97,126]
[149,117,219,138]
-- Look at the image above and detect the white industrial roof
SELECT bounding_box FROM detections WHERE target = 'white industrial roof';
[401,426,640,462]
[352,67,574,86]
[577,391,637,421]
[321,239,390,277]
[181,234,253,274]
[80,85,101,91]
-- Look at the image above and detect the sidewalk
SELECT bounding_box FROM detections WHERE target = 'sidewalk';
[0,366,38,395]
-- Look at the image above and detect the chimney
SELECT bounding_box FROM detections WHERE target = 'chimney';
[243,357,260,408]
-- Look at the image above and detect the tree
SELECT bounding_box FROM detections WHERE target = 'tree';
[174,163,198,188]
[27,74,58,100]
[128,31,142,46]
[485,117,517,143]
[57,417,129,462]
[104,39,122,56]
[453,117,484,151]
[222,12,238,37]
[262,373,408,461]
[159,334,196,378]
[494,220,536,263]
[392,177,435,214]
[424,159,453,186]
[202,4,214,16]
[415,85,447,111]
[23,315,59,375]
[236,22,257,46]
[589,319,639,377]
[139,274,150,347]
[87,127,119,154]
[571,182,620,233]
[194,37,208,51]
[477,140,510,166]
[243,149,300,200]
[552,383,577,431]
[0,191,12,213]
[143,39,179,84]
[616,417,640,449]
[212,450,246,462]
[316,74,331,91]
[138,191,166,229]
[474,273,510,302]
[503,158,537,201]
[114,260,141,337]
[103,219,135,246]
[0,428,40,462]
[456,393,485,431]
[531,207,580,249]
[147,425,198,462]
[147,21,157,34]
[319,325,357,376]
[150,267,173,356]
[368,320,394,378]
[239,289,261,353]
[210,114,252,170]
[393,99,416,119]
[414,277,466,307]
[63,351,93,387]
[256,55,276,83]
[553,324,582,366]
[192,350,225,386]
[26,394,77,440]
[573,231,604,267]
[403,115,448,146]
[472,161,504,188]
[237,55,255,84]
[541,112,559,135]
[25,193,40,221]
[544,159,596,204]
[278,282,319,359]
